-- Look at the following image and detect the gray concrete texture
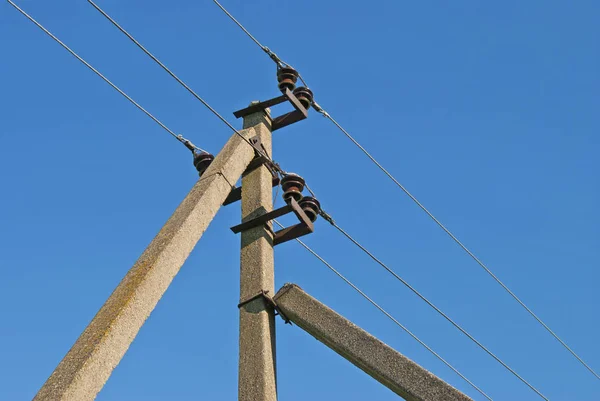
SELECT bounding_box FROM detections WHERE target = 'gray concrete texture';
[34,127,260,401]
[274,284,474,401]
[238,107,277,401]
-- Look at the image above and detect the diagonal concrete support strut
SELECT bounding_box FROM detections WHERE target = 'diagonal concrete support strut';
[34,128,260,401]
[273,284,473,401]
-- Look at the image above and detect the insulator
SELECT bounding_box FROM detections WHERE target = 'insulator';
[193,151,214,177]
[281,173,305,204]
[292,87,313,110]
[277,67,299,93]
[299,196,321,223]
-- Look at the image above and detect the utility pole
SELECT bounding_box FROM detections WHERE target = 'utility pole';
[8,3,484,397]
[238,105,277,401]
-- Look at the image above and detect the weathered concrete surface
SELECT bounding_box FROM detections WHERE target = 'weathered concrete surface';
[238,106,277,401]
[33,128,259,401]
[274,284,474,401]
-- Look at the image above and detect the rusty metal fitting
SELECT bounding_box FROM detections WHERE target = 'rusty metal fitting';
[299,196,320,222]
[277,67,299,93]
[292,87,313,110]
[193,151,214,177]
[281,173,305,204]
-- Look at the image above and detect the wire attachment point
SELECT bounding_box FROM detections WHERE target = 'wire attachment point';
[319,210,336,226]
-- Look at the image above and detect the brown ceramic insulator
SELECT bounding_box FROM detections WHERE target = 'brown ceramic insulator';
[281,173,306,204]
[281,173,305,192]
[193,151,214,177]
[277,67,299,93]
[299,196,321,222]
[292,87,314,110]
[283,188,303,204]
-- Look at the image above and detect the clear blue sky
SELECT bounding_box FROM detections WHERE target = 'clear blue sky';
[1,1,598,400]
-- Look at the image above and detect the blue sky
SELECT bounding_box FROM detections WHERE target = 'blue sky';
[1,1,599,400]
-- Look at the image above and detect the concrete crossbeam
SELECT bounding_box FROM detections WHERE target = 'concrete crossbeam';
[274,284,473,401]
[34,128,259,401]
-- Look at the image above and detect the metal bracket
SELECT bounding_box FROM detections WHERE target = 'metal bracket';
[230,197,314,246]
[243,136,268,175]
[233,87,309,131]
[237,290,291,324]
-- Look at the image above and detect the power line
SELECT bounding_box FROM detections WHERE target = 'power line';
[211,0,309,88]
[320,217,549,400]
[272,219,494,401]
[211,0,600,382]
[305,183,547,399]
[212,0,272,62]
[314,110,600,384]
[6,0,205,154]
[307,180,548,399]
[294,187,547,398]
[86,0,285,178]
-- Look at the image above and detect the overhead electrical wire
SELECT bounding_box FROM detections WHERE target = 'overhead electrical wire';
[290,185,548,400]
[86,0,284,178]
[9,0,286,179]
[6,0,206,153]
[211,0,600,382]
[272,219,493,401]
[210,0,308,87]
[321,217,548,399]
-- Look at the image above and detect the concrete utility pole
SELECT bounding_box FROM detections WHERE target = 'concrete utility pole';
[238,106,277,401]
[33,128,259,401]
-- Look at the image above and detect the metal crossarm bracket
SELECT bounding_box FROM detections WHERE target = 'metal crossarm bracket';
[233,88,309,131]
[230,197,314,246]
